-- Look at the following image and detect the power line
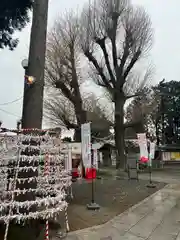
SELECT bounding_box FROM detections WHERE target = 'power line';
[0,108,20,118]
[0,96,23,106]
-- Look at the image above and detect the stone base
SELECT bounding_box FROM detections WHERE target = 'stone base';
[87,202,100,210]
[146,183,156,188]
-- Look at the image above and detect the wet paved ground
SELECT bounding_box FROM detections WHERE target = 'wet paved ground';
[58,168,180,240]
[65,183,180,239]
[67,178,165,231]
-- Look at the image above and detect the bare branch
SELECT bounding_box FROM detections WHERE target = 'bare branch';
[80,0,153,93]
[125,86,159,136]
[44,91,113,130]
[123,64,154,98]
[45,10,83,100]
[82,92,113,123]
[44,95,77,129]
[95,37,116,86]
[84,50,113,93]
[45,11,87,129]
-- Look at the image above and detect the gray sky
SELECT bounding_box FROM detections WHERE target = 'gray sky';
[0,0,179,129]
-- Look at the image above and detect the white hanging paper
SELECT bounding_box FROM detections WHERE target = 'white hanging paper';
[150,142,155,159]
[99,152,103,163]
[137,133,148,162]
[149,142,156,166]
[81,123,91,168]
[93,149,98,169]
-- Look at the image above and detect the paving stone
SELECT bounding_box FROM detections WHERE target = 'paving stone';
[129,196,177,239]
[100,237,112,240]
[109,213,144,234]
[91,225,122,239]
[66,184,180,240]
[63,235,80,240]
[176,232,180,240]
[148,204,180,240]
[120,232,145,240]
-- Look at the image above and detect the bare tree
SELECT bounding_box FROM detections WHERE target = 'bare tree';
[44,94,77,129]
[44,91,112,133]
[45,12,86,141]
[80,0,153,168]
[82,92,113,123]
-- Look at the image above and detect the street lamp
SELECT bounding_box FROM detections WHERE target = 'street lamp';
[21,58,36,128]
[21,59,28,70]
[21,59,35,85]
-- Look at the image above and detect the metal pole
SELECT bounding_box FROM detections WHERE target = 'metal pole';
[161,95,165,145]
[87,148,100,210]
[149,166,152,184]
[91,149,94,203]
[147,152,156,188]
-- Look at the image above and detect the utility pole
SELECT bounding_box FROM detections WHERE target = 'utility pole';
[22,0,49,129]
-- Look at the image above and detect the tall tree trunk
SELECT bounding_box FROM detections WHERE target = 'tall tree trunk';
[74,106,86,142]
[114,94,126,169]
[73,108,86,177]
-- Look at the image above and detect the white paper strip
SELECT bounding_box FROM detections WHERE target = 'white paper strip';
[93,149,98,169]
[66,144,72,171]
[81,123,91,168]
[99,152,103,163]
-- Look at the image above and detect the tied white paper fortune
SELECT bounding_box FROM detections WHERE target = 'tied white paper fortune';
[0,133,72,224]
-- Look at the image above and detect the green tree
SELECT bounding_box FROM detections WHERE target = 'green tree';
[126,80,180,145]
[0,0,33,50]
[154,80,180,144]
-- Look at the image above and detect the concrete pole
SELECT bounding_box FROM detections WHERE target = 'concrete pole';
[22,0,49,129]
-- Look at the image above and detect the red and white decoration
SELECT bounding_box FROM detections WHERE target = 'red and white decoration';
[137,133,149,164]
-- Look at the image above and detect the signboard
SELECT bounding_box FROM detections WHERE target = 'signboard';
[81,123,91,168]
[162,152,180,161]
[171,152,180,160]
